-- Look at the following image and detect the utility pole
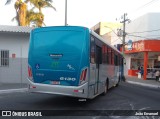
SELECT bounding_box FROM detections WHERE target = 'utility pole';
[120,13,130,56]
[117,13,130,82]
[65,0,67,26]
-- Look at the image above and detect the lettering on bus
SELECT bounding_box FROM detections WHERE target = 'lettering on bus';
[67,64,75,70]
[60,77,76,81]
[51,61,59,68]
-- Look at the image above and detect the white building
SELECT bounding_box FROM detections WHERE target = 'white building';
[111,13,160,79]
[0,25,33,83]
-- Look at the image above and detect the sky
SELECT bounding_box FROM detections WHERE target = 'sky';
[0,0,160,28]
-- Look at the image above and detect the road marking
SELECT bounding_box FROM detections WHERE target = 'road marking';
[126,81,160,88]
[139,107,150,110]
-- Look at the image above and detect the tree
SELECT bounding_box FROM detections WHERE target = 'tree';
[25,0,56,13]
[25,0,56,27]
[14,0,27,26]
[6,0,56,27]
[26,10,44,27]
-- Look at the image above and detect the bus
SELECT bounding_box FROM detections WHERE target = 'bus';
[27,26,124,99]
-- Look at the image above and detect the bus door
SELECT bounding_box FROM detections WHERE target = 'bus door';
[94,46,102,94]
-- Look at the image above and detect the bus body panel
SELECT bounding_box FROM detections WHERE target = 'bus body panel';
[87,31,123,98]
[28,26,89,87]
[27,78,89,98]
[28,26,123,99]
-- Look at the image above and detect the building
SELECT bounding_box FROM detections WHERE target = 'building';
[91,22,122,44]
[0,25,33,84]
[111,13,160,80]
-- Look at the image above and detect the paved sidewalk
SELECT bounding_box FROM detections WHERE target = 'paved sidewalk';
[0,83,28,94]
[125,76,160,88]
[0,83,28,90]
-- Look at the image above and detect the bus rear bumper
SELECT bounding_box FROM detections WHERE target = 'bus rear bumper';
[27,78,88,98]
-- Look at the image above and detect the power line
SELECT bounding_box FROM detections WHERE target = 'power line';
[104,26,122,42]
[127,28,160,34]
[104,26,118,36]
[133,0,160,12]
[127,34,151,39]
[111,38,122,44]
[128,0,160,20]
[127,34,160,40]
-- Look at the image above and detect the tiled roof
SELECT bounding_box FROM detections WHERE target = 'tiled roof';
[0,25,34,33]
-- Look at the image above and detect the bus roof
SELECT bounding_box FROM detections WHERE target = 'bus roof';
[31,26,123,56]
[31,26,88,33]
[90,30,123,56]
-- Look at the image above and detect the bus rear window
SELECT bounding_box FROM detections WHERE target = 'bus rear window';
[33,30,85,52]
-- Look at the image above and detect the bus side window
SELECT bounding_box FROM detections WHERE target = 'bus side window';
[108,47,111,64]
[114,54,117,66]
[90,36,95,63]
[117,55,119,66]
[96,45,102,64]
[102,45,107,64]
[114,53,119,66]
[106,46,109,64]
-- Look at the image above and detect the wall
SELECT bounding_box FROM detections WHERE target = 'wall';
[125,13,160,42]
[101,32,111,44]
[0,32,29,83]
[124,55,131,76]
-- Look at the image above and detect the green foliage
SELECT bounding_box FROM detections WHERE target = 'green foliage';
[6,0,56,27]
[26,10,44,27]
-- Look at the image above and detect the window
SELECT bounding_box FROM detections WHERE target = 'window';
[102,45,107,64]
[108,47,112,64]
[0,50,9,67]
[96,45,102,64]
[117,55,119,66]
[111,50,114,65]
[90,36,95,63]
[114,54,118,66]
[106,47,109,64]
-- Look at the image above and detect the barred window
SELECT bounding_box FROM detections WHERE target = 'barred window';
[0,50,9,67]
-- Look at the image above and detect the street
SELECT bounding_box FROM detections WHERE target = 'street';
[0,82,160,119]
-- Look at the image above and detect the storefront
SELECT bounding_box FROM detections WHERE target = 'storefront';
[125,40,160,80]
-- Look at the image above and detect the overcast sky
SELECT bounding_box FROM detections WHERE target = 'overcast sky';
[0,0,160,28]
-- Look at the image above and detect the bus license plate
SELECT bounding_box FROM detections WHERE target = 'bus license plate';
[51,81,60,85]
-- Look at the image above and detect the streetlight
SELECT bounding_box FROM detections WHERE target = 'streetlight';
[65,0,67,26]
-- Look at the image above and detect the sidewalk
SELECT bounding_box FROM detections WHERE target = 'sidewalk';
[0,83,28,94]
[125,76,160,88]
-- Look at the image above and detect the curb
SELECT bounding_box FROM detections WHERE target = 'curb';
[0,88,28,94]
[126,80,160,88]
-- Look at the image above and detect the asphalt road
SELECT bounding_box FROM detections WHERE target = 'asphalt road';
[0,82,160,119]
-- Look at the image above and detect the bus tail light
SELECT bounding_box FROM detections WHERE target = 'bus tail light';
[29,85,36,89]
[74,89,84,93]
[28,65,33,81]
[80,68,87,83]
